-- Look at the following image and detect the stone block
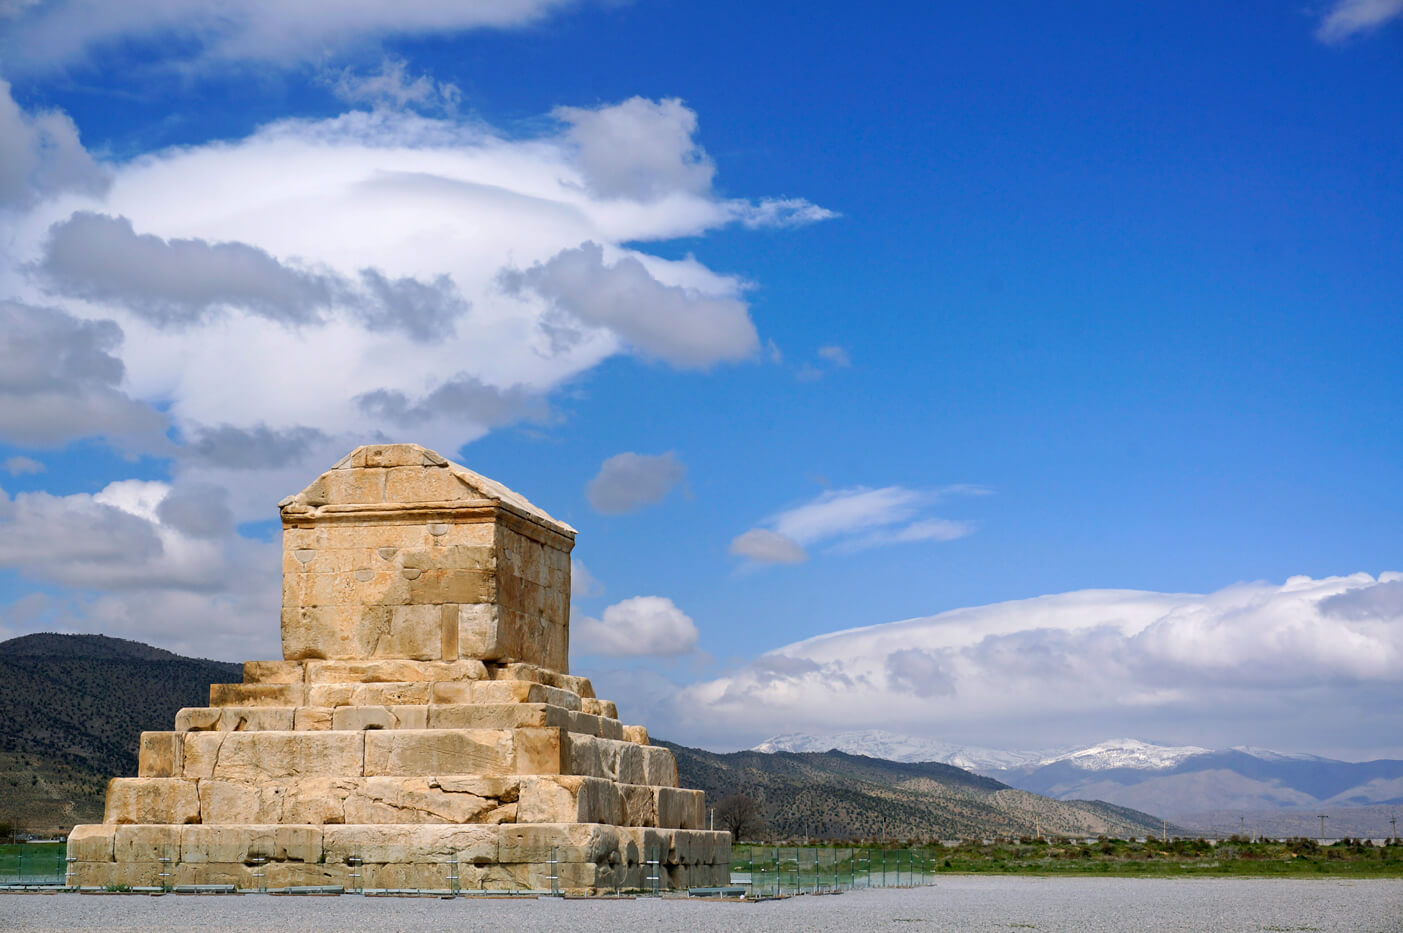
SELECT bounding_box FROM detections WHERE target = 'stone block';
[332,705,427,731]
[294,707,333,730]
[105,777,201,824]
[374,604,443,660]
[581,697,618,719]
[138,731,182,777]
[210,683,305,707]
[67,824,115,862]
[306,659,486,683]
[113,824,182,862]
[343,777,503,825]
[622,724,649,745]
[364,729,515,776]
[243,661,305,684]
[619,784,657,827]
[457,602,504,659]
[383,464,468,502]
[179,825,324,864]
[656,788,704,830]
[513,727,569,774]
[427,703,566,731]
[408,569,495,605]
[175,707,296,732]
[518,776,623,825]
[197,777,356,825]
[183,731,364,781]
[642,745,678,787]
[308,682,430,707]
[497,823,620,864]
[323,824,500,864]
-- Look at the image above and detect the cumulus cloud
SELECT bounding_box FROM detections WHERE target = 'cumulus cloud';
[2,455,44,475]
[504,242,759,369]
[585,451,686,514]
[573,595,700,657]
[181,424,328,470]
[658,573,1403,752]
[1316,0,1403,42]
[557,97,714,201]
[0,301,167,449]
[0,78,107,208]
[0,0,586,72]
[731,484,984,564]
[0,477,279,657]
[37,212,471,340]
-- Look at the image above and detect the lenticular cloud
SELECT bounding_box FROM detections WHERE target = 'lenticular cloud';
[663,572,1403,751]
[0,94,830,515]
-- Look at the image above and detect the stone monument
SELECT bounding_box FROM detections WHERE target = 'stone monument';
[66,444,731,892]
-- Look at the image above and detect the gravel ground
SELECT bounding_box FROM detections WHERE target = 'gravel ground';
[2,877,1401,932]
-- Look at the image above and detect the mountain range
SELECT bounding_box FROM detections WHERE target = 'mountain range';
[755,730,1403,837]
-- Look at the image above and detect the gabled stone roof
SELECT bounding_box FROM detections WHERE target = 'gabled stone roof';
[278,443,575,536]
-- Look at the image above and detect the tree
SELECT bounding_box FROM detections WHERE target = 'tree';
[715,794,766,841]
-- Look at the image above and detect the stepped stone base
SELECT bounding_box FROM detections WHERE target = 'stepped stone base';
[69,823,730,892]
[66,444,731,895]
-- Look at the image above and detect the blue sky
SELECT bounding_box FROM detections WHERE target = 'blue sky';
[0,0,1400,757]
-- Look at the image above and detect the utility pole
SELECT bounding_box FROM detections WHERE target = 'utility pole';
[1390,815,1396,843]
[1161,819,1166,843]
[1239,816,1245,840]
[1317,814,1328,844]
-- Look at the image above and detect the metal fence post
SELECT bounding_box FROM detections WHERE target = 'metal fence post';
[449,852,459,897]
[158,854,171,893]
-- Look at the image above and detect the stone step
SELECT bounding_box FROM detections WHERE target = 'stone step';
[69,822,731,893]
[240,659,596,699]
[174,703,626,740]
[104,774,704,829]
[208,679,595,713]
[137,728,678,786]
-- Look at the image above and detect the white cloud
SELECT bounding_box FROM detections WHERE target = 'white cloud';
[0,300,168,450]
[731,484,984,563]
[556,97,714,201]
[728,528,807,564]
[329,57,461,114]
[0,477,280,658]
[0,0,586,72]
[570,557,603,599]
[816,345,850,367]
[573,595,700,657]
[1316,0,1403,42]
[0,78,108,208]
[585,451,686,514]
[659,573,1403,752]
[0,95,828,516]
[503,242,759,369]
[2,455,44,475]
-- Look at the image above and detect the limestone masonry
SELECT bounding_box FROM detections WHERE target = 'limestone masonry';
[67,444,731,892]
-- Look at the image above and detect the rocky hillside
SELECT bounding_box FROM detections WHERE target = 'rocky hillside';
[668,743,1171,842]
[0,633,240,832]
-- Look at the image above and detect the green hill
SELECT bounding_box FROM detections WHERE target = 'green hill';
[0,633,240,832]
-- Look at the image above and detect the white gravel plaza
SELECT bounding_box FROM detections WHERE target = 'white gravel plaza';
[3,877,1402,933]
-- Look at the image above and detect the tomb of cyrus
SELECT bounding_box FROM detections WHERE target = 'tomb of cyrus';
[66,443,731,892]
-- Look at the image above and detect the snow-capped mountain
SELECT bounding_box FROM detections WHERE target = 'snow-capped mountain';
[750,730,1046,771]
[750,732,1207,773]
[1033,738,1210,771]
[749,731,1403,827]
